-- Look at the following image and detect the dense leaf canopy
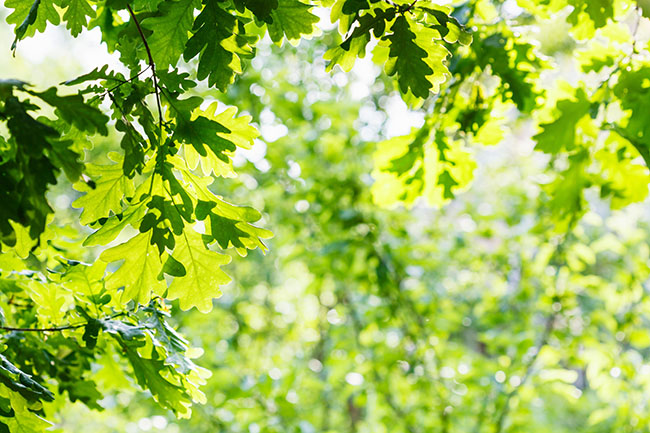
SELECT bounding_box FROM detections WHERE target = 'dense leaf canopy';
[1,0,650,432]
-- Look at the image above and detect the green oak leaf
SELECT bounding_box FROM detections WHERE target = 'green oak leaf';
[156,69,197,93]
[60,379,103,410]
[0,354,54,403]
[61,261,106,300]
[324,8,395,72]
[421,7,472,46]
[48,138,83,181]
[211,104,259,149]
[201,199,273,255]
[167,230,232,313]
[141,0,199,69]
[177,169,273,254]
[115,119,146,177]
[568,0,613,29]
[1,96,59,238]
[534,89,590,154]
[474,34,541,112]
[100,232,166,305]
[324,35,370,72]
[6,221,35,260]
[72,156,136,225]
[176,116,234,159]
[141,307,202,375]
[6,0,60,48]
[83,202,147,247]
[63,64,124,87]
[121,343,192,416]
[382,16,442,99]
[54,0,95,36]
[613,68,650,164]
[183,2,251,91]
[546,149,590,223]
[99,319,147,341]
[0,388,52,433]
[82,319,101,349]
[28,87,108,135]
[234,0,279,22]
[437,170,459,200]
[267,0,319,45]
[104,322,194,416]
[10,0,39,50]
[180,102,259,176]
[372,125,475,207]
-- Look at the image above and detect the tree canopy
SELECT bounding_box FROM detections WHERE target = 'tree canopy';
[2,0,650,432]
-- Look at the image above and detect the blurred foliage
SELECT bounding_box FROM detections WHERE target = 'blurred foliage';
[1,1,650,433]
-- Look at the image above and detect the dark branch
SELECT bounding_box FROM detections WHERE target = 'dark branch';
[0,312,126,333]
[126,4,164,126]
[381,0,419,13]
[89,65,152,103]
[0,323,85,332]
[402,0,419,13]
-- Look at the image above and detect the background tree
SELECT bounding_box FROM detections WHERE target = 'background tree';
[1,0,650,432]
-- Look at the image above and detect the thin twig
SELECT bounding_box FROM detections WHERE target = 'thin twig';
[592,7,641,95]
[493,313,555,433]
[89,65,152,103]
[492,237,569,432]
[344,295,419,433]
[0,312,126,333]
[402,0,419,13]
[107,90,146,150]
[473,392,492,433]
[0,323,85,332]
[381,0,418,13]
[126,4,164,126]
[372,246,451,432]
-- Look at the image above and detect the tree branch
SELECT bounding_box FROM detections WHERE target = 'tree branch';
[372,244,451,432]
[89,65,152,103]
[493,313,555,433]
[402,0,419,13]
[344,295,419,433]
[126,4,164,127]
[0,312,126,333]
[381,0,418,13]
[0,323,85,332]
